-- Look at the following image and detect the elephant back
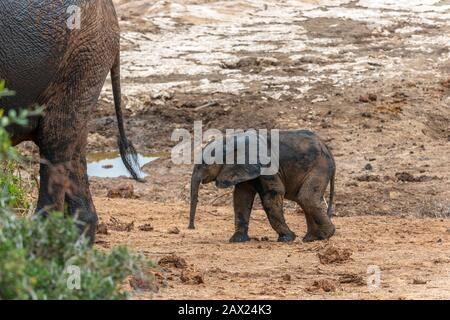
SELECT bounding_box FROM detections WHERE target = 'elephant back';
[0,0,81,109]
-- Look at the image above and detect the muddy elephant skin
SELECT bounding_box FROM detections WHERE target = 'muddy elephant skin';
[189,130,336,243]
[0,0,140,241]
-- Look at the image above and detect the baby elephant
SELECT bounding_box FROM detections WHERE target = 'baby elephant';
[188,130,336,243]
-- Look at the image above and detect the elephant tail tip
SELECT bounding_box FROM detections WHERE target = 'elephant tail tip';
[118,136,145,182]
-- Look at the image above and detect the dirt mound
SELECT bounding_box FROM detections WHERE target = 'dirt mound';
[395,172,438,183]
[181,269,204,285]
[318,245,352,264]
[338,273,365,286]
[108,217,135,232]
[107,183,135,199]
[158,254,188,269]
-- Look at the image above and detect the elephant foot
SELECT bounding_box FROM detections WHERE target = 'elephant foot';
[229,232,250,243]
[277,232,296,243]
[302,224,335,243]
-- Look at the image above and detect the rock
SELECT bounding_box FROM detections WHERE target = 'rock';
[307,279,338,292]
[318,245,352,264]
[168,226,180,234]
[389,191,401,200]
[109,217,134,232]
[96,222,108,235]
[282,274,291,282]
[368,93,378,101]
[138,223,154,232]
[395,172,437,183]
[107,183,134,199]
[364,163,373,171]
[359,95,370,103]
[412,278,427,285]
[338,273,365,285]
[158,254,187,269]
[180,269,204,285]
[440,78,450,88]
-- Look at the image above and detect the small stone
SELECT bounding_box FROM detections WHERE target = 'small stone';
[282,274,291,282]
[158,254,187,269]
[368,93,378,101]
[389,191,401,200]
[168,226,180,234]
[412,279,427,285]
[359,95,370,103]
[138,224,154,232]
[364,163,373,171]
[180,270,204,285]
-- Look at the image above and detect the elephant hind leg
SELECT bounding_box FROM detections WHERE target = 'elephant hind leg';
[260,191,296,242]
[65,155,98,242]
[36,129,98,243]
[230,182,256,243]
[297,168,335,242]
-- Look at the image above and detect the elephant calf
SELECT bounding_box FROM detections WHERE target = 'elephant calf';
[189,130,336,243]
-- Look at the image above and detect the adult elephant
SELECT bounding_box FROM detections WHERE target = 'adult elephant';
[0,0,141,241]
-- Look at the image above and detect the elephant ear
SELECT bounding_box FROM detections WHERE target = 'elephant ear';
[216,164,261,188]
[215,131,262,188]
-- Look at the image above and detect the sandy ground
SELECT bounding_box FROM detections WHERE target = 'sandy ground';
[16,0,450,299]
[94,197,450,300]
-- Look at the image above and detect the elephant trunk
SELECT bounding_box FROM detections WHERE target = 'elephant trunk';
[188,174,201,229]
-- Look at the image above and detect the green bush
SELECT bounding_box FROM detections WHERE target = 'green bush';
[0,161,29,209]
[0,82,149,300]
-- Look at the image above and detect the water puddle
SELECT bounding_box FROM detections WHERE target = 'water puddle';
[87,152,159,178]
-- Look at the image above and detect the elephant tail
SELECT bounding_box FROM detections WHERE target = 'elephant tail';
[111,53,144,182]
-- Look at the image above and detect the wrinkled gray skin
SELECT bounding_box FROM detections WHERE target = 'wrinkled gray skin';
[0,1,141,242]
[189,130,336,243]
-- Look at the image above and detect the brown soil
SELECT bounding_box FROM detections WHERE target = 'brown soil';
[94,197,450,299]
